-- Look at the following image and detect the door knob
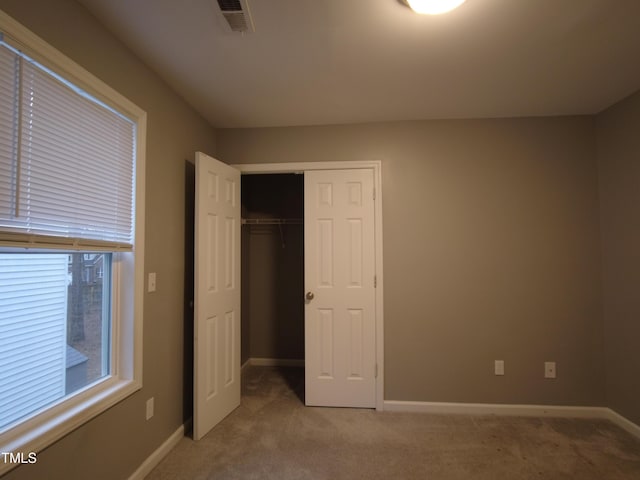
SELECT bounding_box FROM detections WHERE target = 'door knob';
[305,291,315,301]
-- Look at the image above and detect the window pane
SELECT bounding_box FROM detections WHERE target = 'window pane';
[0,252,111,432]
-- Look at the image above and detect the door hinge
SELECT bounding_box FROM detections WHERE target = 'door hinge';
[374,275,377,288]
[375,363,378,378]
[373,187,376,200]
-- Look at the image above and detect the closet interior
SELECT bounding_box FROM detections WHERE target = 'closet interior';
[241,174,304,366]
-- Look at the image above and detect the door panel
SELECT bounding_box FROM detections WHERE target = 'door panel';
[304,169,376,408]
[194,152,240,440]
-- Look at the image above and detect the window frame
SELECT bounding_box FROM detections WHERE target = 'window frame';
[0,10,145,474]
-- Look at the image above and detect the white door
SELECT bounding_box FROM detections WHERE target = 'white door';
[304,169,376,407]
[194,152,241,440]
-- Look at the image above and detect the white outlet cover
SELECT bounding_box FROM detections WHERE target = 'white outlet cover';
[544,362,556,379]
[494,360,505,376]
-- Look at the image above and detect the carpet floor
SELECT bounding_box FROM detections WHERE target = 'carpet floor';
[146,366,640,479]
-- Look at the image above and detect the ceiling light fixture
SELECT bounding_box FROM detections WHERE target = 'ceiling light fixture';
[405,0,467,15]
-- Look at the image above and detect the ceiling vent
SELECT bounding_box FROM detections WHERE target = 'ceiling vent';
[217,0,255,33]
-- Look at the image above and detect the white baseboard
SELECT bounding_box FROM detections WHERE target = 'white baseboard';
[383,400,607,418]
[128,424,184,480]
[247,357,305,367]
[605,408,640,439]
[383,400,640,440]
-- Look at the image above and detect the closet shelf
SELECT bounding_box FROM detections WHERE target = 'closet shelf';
[241,218,303,225]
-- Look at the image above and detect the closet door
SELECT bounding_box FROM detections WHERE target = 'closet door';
[194,152,241,440]
[304,169,376,408]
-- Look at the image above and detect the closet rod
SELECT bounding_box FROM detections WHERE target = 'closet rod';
[241,218,303,225]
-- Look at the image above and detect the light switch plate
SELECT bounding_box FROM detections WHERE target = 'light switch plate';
[148,272,156,293]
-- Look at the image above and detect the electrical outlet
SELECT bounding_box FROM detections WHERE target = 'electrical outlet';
[494,360,505,376]
[146,397,154,420]
[544,362,556,379]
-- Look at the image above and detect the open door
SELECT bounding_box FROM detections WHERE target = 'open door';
[194,152,241,440]
[304,169,377,407]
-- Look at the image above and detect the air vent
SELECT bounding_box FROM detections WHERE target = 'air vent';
[218,0,242,10]
[216,0,254,33]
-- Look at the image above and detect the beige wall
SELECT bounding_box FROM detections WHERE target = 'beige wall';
[0,1,216,479]
[245,226,304,360]
[596,90,640,426]
[218,117,605,406]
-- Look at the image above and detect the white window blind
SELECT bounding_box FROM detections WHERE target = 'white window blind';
[0,43,18,224]
[0,39,135,250]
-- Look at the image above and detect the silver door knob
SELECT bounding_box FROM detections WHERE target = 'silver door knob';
[305,291,315,301]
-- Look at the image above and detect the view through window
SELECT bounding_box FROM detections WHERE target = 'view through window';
[0,252,111,432]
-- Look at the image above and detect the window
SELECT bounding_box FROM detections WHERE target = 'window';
[0,253,111,431]
[0,11,145,473]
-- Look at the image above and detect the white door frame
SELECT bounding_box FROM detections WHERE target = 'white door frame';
[232,160,384,411]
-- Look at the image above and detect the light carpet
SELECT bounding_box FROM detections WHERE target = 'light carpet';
[146,366,640,479]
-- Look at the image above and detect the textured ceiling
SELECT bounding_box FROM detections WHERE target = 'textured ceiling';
[77,0,640,128]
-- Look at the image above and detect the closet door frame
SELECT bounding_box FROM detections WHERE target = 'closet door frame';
[232,161,384,411]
